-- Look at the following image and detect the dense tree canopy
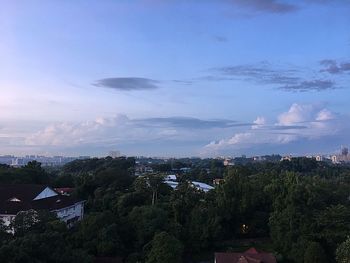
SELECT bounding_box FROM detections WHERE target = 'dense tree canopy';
[0,156,350,262]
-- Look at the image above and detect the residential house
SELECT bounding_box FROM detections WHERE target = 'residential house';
[0,184,84,230]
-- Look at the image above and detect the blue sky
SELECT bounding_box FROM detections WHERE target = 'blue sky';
[1,0,350,157]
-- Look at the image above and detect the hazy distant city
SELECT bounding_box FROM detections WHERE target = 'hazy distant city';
[1,145,349,168]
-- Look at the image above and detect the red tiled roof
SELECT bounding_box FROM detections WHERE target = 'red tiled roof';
[245,248,259,254]
[215,248,276,263]
[54,188,74,194]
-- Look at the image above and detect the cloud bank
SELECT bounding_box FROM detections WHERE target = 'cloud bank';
[202,103,346,155]
[24,116,247,154]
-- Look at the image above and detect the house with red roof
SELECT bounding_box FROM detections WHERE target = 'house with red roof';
[0,184,84,231]
[215,247,277,263]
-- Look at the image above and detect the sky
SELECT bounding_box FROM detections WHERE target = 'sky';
[0,0,350,157]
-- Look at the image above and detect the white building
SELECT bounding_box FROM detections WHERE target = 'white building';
[0,184,84,230]
[191,181,215,192]
[164,174,177,181]
[331,155,339,164]
[315,155,323,162]
[164,180,179,189]
[163,178,215,192]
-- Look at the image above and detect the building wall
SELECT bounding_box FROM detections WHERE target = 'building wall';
[55,202,84,223]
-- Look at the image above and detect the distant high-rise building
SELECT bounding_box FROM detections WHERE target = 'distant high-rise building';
[331,155,338,164]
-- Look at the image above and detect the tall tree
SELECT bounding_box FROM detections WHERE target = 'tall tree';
[145,232,183,263]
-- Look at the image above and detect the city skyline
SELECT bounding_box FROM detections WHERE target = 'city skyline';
[1,0,350,157]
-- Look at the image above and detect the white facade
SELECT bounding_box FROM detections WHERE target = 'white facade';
[316,155,323,162]
[191,181,215,192]
[164,180,179,189]
[164,174,177,181]
[54,201,84,225]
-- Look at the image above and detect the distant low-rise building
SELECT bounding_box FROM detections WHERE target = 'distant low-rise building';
[135,164,154,175]
[164,174,177,181]
[223,158,234,166]
[315,155,323,162]
[0,184,84,231]
[163,177,215,192]
[191,181,214,192]
[164,180,179,189]
[281,155,292,161]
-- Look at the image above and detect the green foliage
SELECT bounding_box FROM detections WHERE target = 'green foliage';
[71,211,125,256]
[128,206,168,248]
[145,232,184,263]
[0,231,92,263]
[304,242,328,263]
[336,237,350,263]
[0,161,49,184]
[1,157,350,262]
[12,210,58,237]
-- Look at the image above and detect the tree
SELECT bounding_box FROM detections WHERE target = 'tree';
[146,174,165,205]
[21,161,50,184]
[268,173,316,261]
[128,206,168,248]
[314,204,350,254]
[72,211,125,256]
[145,232,183,263]
[0,221,11,244]
[0,229,92,263]
[336,237,350,263]
[304,242,328,263]
[11,210,57,237]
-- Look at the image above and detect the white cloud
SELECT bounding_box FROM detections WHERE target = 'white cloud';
[252,116,266,129]
[254,116,266,125]
[316,109,334,121]
[25,115,133,147]
[23,115,243,155]
[203,103,343,155]
[277,103,315,125]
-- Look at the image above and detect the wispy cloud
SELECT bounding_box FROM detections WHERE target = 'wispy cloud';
[209,62,338,92]
[134,117,252,129]
[320,59,350,74]
[229,0,299,14]
[213,35,229,42]
[279,80,336,92]
[172,80,193,85]
[93,77,160,91]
